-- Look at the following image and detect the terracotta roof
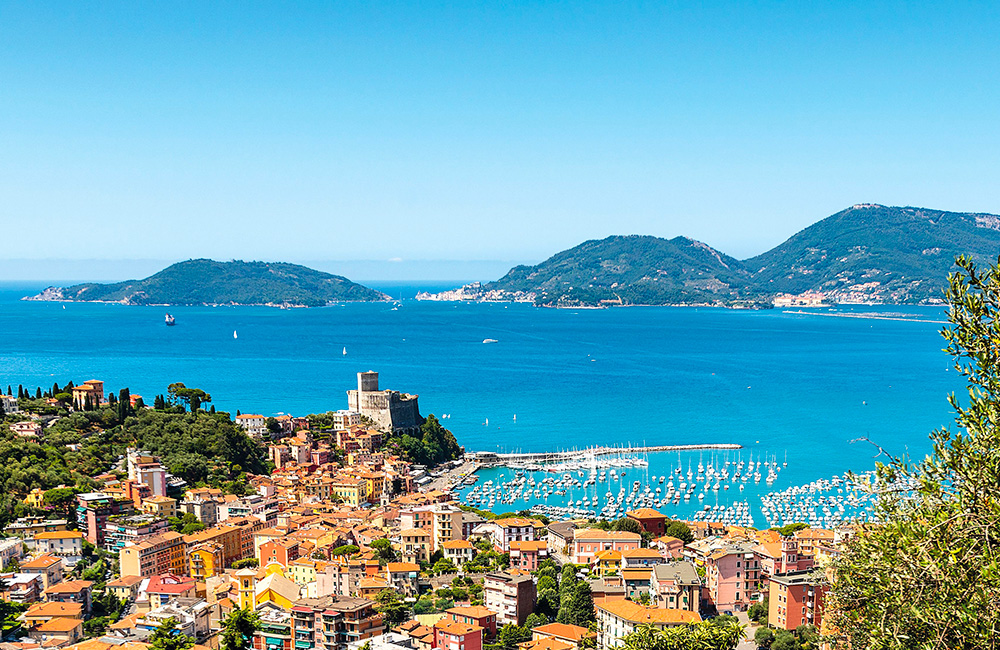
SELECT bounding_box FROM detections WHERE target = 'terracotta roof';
[21,555,62,569]
[509,540,548,552]
[109,614,140,630]
[386,562,420,573]
[441,540,474,549]
[620,548,662,558]
[626,508,665,519]
[519,638,574,650]
[530,622,592,641]
[755,542,782,559]
[33,531,84,540]
[433,619,482,636]
[107,575,144,588]
[446,606,495,619]
[36,618,82,633]
[23,602,83,619]
[43,580,93,595]
[597,600,701,624]
[495,518,544,528]
[594,549,622,561]
[573,529,641,542]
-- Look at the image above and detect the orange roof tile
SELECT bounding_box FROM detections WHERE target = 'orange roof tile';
[597,600,701,624]
[530,622,592,641]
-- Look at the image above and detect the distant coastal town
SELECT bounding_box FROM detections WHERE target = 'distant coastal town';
[0,370,848,650]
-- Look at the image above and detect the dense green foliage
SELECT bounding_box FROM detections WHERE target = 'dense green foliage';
[748,598,768,625]
[484,235,757,307]
[34,259,387,306]
[220,608,260,650]
[746,205,1000,302]
[663,520,694,544]
[123,408,268,485]
[829,256,1000,647]
[0,384,266,527]
[374,589,410,625]
[149,617,195,650]
[770,523,809,537]
[554,564,595,627]
[395,414,463,467]
[619,619,744,650]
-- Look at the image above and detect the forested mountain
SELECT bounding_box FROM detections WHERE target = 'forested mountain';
[482,235,758,307]
[744,204,1000,302]
[27,259,388,306]
[425,205,1000,306]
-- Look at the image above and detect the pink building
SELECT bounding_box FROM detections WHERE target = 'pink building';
[702,541,760,613]
[433,619,483,650]
[753,538,812,578]
[509,540,548,572]
[570,529,641,565]
[651,535,686,559]
[483,518,545,553]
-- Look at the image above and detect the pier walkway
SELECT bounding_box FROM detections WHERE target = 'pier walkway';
[468,443,742,466]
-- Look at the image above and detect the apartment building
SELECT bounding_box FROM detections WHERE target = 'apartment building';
[483,571,535,626]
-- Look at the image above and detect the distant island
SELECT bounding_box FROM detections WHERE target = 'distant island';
[25,259,389,307]
[418,204,1000,307]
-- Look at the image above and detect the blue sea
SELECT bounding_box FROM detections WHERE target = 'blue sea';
[0,282,958,525]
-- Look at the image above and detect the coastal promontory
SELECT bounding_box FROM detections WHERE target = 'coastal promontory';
[25,259,388,307]
[420,204,1000,307]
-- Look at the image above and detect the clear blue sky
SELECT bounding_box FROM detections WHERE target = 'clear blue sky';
[2,2,999,280]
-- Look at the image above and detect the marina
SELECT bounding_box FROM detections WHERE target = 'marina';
[456,447,885,528]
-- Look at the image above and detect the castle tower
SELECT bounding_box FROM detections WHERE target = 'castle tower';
[358,371,379,393]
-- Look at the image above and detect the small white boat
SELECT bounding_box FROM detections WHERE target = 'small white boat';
[483,338,499,344]
[343,346,347,355]
[233,330,238,339]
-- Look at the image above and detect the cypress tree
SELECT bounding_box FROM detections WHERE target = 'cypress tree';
[51,382,59,398]
[568,581,595,626]
[35,387,41,399]
[6,385,11,395]
[17,385,24,399]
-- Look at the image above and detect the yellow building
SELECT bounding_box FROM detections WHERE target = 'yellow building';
[594,549,623,577]
[188,542,224,580]
[184,525,243,567]
[141,496,178,519]
[24,488,47,509]
[235,568,257,610]
[288,557,325,587]
[330,478,366,507]
[398,528,432,565]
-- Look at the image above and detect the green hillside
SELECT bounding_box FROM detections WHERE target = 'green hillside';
[484,235,759,306]
[29,259,388,306]
[745,204,1000,302]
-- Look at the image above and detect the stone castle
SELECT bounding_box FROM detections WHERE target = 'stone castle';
[346,371,423,434]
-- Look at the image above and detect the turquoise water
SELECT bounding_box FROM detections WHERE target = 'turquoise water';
[0,283,958,524]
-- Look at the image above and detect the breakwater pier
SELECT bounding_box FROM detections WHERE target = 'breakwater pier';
[468,443,742,467]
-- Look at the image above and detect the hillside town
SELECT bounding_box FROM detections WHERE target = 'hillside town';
[0,372,839,650]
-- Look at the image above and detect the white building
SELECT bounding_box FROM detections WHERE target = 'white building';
[0,394,20,414]
[33,531,85,566]
[235,414,268,438]
[331,410,362,429]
